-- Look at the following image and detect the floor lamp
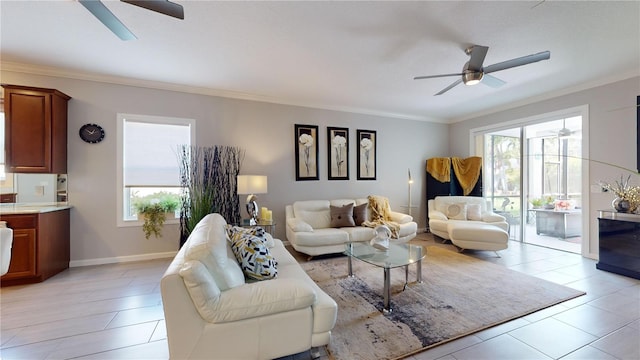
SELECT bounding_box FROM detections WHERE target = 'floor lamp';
[237,175,268,225]
[407,169,414,217]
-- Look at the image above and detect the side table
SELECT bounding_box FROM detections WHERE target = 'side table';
[240,219,276,235]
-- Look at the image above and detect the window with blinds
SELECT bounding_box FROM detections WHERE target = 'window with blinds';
[117,114,195,224]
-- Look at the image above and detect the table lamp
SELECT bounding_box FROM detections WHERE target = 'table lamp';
[237,175,268,225]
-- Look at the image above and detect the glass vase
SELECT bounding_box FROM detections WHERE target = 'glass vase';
[612,197,631,213]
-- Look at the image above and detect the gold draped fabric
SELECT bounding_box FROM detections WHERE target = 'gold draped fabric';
[362,195,400,238]
[451,156,482,196]
[426,157,451,183]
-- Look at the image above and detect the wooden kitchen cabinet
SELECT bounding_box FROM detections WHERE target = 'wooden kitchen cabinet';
[0,209,70,286]
[2,84,71,173]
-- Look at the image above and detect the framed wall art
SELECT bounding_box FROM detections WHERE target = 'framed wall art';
[295,124,319,181]
[327,127,349,180]
[357,129,376,180]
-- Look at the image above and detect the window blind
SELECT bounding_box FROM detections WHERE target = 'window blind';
[123,119,190,187]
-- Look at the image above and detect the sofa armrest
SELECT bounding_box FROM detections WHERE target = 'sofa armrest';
[207,278,316,323]
[482,212,506,223]
[287,217,314,232]
[428,210,448,221]
[389,211,413,224]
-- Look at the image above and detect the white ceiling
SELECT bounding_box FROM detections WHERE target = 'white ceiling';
[1,1,639,123]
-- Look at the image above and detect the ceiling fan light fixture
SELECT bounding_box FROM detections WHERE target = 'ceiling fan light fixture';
[463,71,484,86]
[558,127,571,138]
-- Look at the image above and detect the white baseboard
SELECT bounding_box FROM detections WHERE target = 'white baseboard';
[69,251,178,267]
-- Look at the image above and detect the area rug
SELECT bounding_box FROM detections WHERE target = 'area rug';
[301,246,585,360]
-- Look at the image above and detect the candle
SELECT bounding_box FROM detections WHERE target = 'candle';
[266,210,273,221]
[261,207,268,220]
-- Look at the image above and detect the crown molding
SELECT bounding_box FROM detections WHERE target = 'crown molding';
[1,61,440,123]
[449,71,640,124]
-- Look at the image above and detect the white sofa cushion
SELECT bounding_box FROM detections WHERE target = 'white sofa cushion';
[287,218,314,232]
[293,200,331,229]
[292,228,351,246]
[180,260,222,321]
[184,214,245,290]
[341,227,375,242]
[435,196,488,213]
[206,278,316,323]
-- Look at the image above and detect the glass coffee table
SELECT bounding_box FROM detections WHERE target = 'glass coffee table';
[344,242,426,313]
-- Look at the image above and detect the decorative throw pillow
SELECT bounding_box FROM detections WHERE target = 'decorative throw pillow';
[447,203,467,220]
[226,226,277,281]
[352,203,368,226]
[467,203,482,221]
[330,203,356,227]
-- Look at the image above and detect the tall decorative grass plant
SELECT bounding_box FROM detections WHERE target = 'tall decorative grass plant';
[178,145,245,245]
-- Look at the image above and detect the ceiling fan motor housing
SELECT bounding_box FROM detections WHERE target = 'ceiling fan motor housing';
[462,62,484,85]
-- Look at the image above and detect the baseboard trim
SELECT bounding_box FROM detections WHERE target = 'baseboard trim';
[70,251,178,267]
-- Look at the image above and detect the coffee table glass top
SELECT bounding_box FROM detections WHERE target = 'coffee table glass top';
[344,242,426,269]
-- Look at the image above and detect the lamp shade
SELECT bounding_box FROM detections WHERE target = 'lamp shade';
[237,175,268,194]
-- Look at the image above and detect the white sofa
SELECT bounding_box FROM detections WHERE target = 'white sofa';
[286,198,418,256]
[161,213,338,359]
[428,196,509,251]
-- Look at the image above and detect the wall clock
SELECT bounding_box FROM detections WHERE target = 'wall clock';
[79,123,105,144]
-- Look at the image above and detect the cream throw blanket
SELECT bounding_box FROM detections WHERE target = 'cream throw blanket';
[362,195,400,239]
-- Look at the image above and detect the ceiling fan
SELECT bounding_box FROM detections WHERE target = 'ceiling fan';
[414,45,550,96]
[79,0,184,41]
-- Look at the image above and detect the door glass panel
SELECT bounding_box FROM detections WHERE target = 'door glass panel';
[483,131,521,241]
[481,116,582,253]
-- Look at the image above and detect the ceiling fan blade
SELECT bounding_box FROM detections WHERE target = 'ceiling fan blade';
[79,0,137,40]
[484,51,551,74]
[481,74,506,88]
[122,0,185,20]
[467,45,488,71]
[414,73,463,80]
[435,78,463,96]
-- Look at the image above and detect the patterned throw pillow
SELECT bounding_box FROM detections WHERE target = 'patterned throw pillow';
[447,203,468,220]
[226,226,277,281]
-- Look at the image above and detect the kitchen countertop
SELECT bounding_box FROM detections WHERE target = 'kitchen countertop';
[0,203,72,215]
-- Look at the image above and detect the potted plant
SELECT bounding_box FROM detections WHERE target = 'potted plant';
[543,196,555,209]
[530,198,544,209]
[134,194,180,239]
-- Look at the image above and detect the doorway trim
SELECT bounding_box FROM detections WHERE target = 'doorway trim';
[469,105,592,258]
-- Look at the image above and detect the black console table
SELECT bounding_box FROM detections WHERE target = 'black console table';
[597,211,640,279]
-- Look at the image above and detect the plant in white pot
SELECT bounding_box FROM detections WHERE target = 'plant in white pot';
[134,194,180,239]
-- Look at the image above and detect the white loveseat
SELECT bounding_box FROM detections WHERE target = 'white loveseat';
[286,198,418,257]
[161,213,338,359]
[428,196,509,251]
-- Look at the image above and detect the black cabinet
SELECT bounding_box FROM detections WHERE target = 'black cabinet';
[597,214,640,279]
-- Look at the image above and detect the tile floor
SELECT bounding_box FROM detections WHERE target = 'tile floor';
[0,232,638,360]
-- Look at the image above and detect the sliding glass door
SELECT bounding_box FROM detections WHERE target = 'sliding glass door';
[473,109,587,254]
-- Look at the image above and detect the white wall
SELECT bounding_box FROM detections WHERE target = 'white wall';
[448,76,640,258]
[1,70,447,264]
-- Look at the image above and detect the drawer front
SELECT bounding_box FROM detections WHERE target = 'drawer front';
[0,194,17,203]
[0,215,37,229]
